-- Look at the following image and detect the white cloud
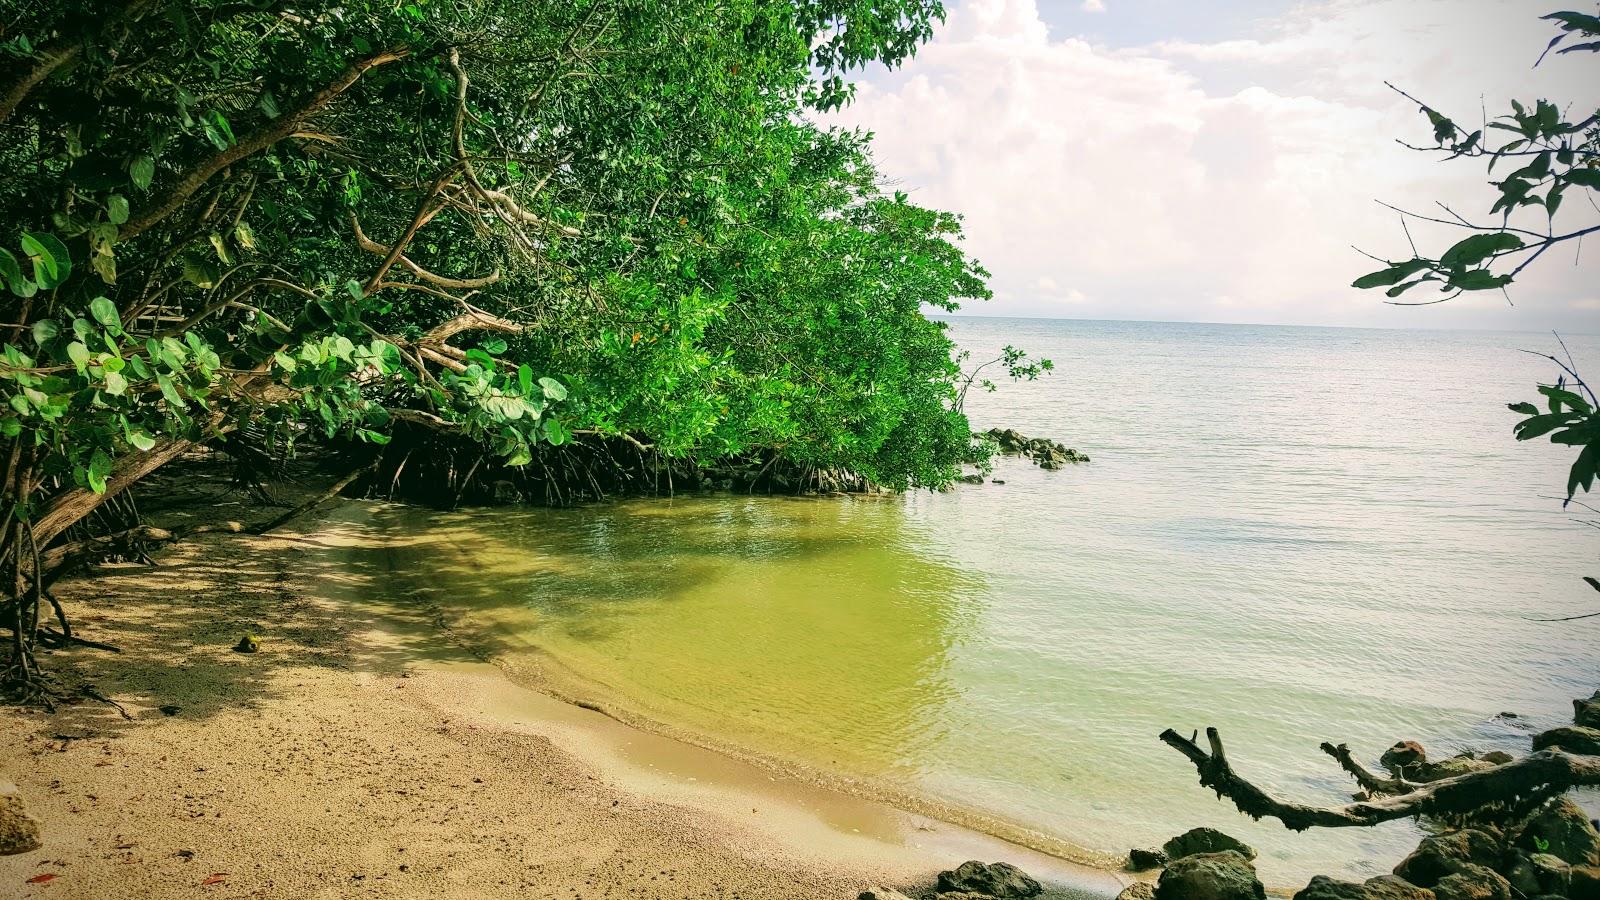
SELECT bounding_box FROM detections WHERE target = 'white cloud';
[829,0,1598,330]
[1081,0,1106,13]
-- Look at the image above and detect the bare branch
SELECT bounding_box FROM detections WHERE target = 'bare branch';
[1160,726,1600,831]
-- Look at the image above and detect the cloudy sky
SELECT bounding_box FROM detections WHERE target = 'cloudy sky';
[828,0,1599,331]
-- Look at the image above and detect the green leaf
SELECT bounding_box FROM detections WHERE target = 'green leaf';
[539,376,568,401]
[30,319,58,347]
[89,296,120,328]
[482,338,508,354]
[129,155,155,190]
[157,373,184,408]
[1565,168,1600,190]
[518,363,533,396]
[1515,412,1577,440]
[208,231,231,264]
[1539,383,1593,414]
[126,428,157,451]
[1439,232,1524,269]
[1352,259,1431,289]
[103,370,128,396]
[1507,401,1539,415]
[273,350,297,372]
[0,248,34,297]
[107,194,130,225]
[67,341,91,371]
[1567,441,1600,500]
[21,231,71,289]
[345,279,365,301]
[1450,269,1513,291]
[87,448,113,494]
[542,418,569,445]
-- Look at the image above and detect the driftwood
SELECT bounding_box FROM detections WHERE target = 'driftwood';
[1159,726,1600,831]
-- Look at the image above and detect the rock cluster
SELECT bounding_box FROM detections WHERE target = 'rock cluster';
[982,429,1090,469]
[859,859,1042,900]
[1273,694,1600,900]
[1120,829,1264,900]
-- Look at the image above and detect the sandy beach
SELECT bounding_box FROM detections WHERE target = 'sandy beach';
[0,467,1124,899]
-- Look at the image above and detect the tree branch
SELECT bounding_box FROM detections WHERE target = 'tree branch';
[1160,726,1600,831]
[121,46,410,239]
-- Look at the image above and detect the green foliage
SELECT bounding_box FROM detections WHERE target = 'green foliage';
[0,0,1002,536]
[1351,12,1598,306]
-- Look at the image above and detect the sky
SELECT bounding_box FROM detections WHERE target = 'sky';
[827,0,1600,331]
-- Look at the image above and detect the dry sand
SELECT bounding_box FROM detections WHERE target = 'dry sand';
[0,466,1127,899]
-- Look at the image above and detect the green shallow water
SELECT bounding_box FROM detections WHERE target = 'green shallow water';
[368,318,1600,887]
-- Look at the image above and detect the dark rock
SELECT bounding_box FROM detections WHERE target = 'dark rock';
[1293,875,1435,899]
[1528,853,1572,894]
[1533,725,1600,756]
[1162,827,1257,861]
[1116,884,1157,900]
[856,889,913,900]
[1479,751,1513,765]
[1128,848,1168,871]
[990,479,1006,485]
[233,634,259,653]
[0,780,42,855]
[1381,741,1428,771]
[1418,755,1494,781]
[1155,851,1265,900]
[1571,864,1600,900]
[158,705,182,716]
[1394,830,1502,887]
[1576,691,1600,729]
[1513,796,1600,866]
[935,860,1041,898]
[1429,863,1509,900]
[958,474,985,485]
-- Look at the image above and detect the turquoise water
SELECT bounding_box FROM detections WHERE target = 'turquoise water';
[391,318,1600,887]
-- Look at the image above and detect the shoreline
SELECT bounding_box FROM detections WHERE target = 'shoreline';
[359,499,1131,876]
[0,490,1128,899]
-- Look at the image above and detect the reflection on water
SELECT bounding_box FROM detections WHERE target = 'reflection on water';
[364,319,1600,887]
[372,497,985,780]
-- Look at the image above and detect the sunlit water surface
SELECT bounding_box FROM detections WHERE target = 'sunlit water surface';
[373,318,1600,886]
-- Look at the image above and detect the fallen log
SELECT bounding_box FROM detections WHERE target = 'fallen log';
[1159,726,1600,831]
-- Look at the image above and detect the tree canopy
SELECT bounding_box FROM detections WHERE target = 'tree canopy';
[0,0,1016,684]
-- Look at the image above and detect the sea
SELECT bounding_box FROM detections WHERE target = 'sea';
[375,317,1600,886]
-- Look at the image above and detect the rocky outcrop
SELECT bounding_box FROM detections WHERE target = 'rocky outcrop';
[0,780,42,855]
[1128,847,1169,871]
[1506,852,1572,897]
[1294,875,1436,899]
[981,428,1089,469]
[1155,850,1266,900]
[935,860,1042,898]
[1512,796,1600,866]
[1378,741,1493,781]
[1394,829,1502,887]
[1533,726,1600,756]
[1430,864,1510,900]
[1576,691,1600,730]
[1162,827,1257,862]
[1116,883,1157,900]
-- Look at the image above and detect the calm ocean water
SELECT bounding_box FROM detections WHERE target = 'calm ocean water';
[380,317,1600,887]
